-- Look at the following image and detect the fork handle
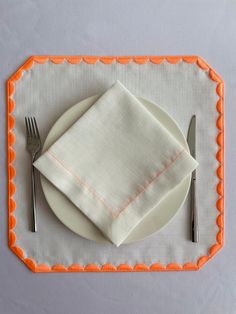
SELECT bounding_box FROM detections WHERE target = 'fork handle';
[31,162,37,232]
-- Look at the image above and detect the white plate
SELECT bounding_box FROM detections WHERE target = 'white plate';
[41,95,191,244]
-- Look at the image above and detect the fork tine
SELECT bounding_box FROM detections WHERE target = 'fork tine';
[25,117,31,136]
[25,117,29,136]
[33,117,40,139]
[30,117,36,137]
[27,117,33,136]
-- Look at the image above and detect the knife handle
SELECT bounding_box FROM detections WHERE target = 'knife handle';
[191,178,199,243]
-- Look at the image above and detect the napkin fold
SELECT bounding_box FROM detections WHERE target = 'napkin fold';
[34,81,198,246]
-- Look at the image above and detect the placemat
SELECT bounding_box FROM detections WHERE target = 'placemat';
[7,56,224,272]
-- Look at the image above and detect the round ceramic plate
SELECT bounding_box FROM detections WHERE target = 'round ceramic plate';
[41,95,191,244]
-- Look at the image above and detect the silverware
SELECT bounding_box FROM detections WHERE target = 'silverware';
[187,115,198,243]
[25,117,41,232]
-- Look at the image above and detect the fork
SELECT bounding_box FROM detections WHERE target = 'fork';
[25,117,41,232]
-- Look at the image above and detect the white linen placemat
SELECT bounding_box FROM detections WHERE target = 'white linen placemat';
[34,81,197,246]
[8,56,223,271]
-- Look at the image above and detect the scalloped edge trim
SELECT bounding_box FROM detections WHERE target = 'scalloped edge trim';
[7,56,224,272]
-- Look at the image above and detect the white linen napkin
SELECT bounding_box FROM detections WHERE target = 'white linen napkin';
[34,81,198,246]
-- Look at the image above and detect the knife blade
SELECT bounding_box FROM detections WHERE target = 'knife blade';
[187,115,198,243]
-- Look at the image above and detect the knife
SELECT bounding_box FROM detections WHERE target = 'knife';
[187,115,199,243]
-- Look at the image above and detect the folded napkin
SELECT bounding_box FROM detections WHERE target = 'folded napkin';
[34,81,198,246]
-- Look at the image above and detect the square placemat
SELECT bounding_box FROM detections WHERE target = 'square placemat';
[7,56,224,272]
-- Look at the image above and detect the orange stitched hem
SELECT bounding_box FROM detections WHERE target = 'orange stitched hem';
[46,150,114,214]
[7,56,224,272]
[114,150,184,217]
[46,149,185,219]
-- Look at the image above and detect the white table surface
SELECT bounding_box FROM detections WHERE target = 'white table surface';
[0,0,235,313]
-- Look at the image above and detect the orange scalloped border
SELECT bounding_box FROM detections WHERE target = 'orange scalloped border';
[7,56,224,272]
